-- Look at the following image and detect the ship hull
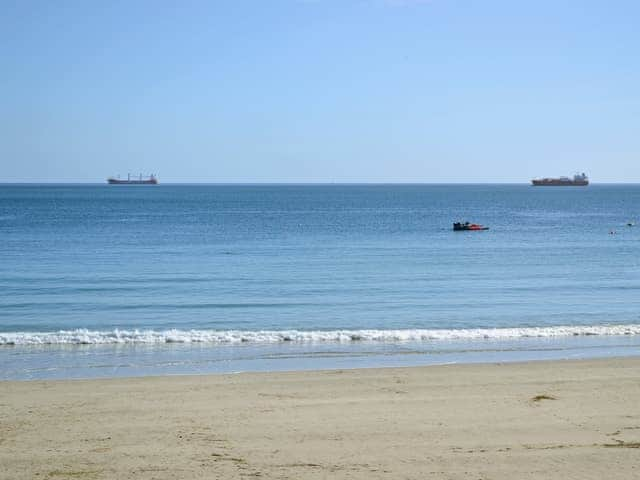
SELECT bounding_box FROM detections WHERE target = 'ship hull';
[531,179,588,186]
[107,178,158,185]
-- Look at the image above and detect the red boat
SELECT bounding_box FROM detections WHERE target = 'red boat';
[453,222,489,231]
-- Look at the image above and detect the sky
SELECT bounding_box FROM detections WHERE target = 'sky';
[1,0,639,183]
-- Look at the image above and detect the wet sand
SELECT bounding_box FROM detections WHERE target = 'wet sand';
[1,357,640,479]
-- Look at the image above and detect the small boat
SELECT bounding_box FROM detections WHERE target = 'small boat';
[453,222,489,231]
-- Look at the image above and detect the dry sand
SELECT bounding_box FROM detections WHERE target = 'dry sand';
[1,357,640,479]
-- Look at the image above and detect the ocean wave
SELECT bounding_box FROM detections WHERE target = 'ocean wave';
[1,324,640,346]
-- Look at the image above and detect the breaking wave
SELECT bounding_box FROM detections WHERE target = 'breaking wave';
[2,324,640,345]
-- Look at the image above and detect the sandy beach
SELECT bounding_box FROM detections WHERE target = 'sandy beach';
[1,357,639,479]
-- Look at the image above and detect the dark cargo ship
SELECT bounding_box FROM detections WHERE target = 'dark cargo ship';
[107,174,158,185]
[531,173,588,186]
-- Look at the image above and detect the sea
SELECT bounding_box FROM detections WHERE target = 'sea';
[1,184,640,380]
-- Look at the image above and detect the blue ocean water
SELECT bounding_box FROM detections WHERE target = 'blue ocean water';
[1,184,640,379]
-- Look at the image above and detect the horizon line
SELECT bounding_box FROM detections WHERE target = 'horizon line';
[1,181,638,186]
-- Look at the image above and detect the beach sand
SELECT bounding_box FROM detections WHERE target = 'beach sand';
[1,358,639,479]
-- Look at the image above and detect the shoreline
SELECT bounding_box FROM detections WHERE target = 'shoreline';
[4,330,640,381]
[2,357,640,479]
[3,353,640,383]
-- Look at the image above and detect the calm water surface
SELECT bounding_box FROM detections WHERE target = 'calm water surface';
[1,184,639,379]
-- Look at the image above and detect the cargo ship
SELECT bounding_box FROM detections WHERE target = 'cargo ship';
[531,172,588,186]
[107,174,158,185]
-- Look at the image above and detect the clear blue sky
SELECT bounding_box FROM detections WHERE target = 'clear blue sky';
[2,0,639,182]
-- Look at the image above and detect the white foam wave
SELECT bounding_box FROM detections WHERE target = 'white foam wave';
[1,324,640,346]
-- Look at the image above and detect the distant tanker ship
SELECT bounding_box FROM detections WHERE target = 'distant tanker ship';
[107,174,158,185]
[531,172,588,186]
